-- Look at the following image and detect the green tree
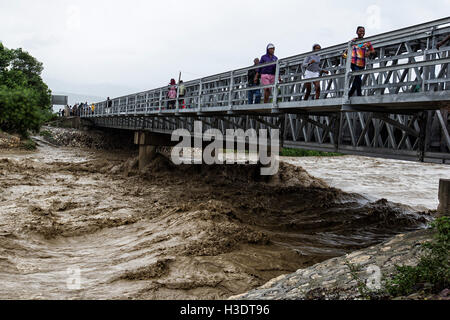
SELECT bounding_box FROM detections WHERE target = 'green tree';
[0,42,52,137]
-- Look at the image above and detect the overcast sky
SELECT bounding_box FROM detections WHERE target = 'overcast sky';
[1,0,449,100]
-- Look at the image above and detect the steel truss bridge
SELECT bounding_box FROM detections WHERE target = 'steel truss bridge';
[82,18,450,164]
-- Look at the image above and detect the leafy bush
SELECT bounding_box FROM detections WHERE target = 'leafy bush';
[385,217,450,297]
[0,43,53,137]
[39,130,53,138]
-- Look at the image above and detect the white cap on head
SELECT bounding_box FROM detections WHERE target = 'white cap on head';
[267,43,275,49]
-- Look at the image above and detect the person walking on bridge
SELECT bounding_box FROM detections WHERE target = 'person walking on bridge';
[255,43,278,104]
[247,58,261,105]
[343,26,376,97]
[303,44,329,100]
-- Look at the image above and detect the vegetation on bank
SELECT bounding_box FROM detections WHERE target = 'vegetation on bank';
[221,148,343,157]
[39,129,53,139]
[280,148,344,157]
[346,217,449,300]
[0,43,55,138]
[385,216,449,297]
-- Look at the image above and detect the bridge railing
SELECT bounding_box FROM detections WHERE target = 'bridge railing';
[80,17,450,118]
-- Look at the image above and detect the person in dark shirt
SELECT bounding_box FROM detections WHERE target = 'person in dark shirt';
[247,58,261,104]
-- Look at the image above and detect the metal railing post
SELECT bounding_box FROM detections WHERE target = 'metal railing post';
[198,80,203,111]
[272,60,280,108]
[343,40,354,102]
[228,71,234,110]
[176,83,180,112]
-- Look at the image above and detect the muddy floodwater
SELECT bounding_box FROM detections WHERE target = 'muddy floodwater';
[284,156,450,211]
[0,146,435,299]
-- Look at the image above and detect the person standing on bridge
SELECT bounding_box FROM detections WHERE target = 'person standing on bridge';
[303,44,329,100]
[178,80,186,109]
[343,26,376,97]
[247,58,261,105]
[167,79,177,109]
[255,43,278,104]
[72,104,78,117]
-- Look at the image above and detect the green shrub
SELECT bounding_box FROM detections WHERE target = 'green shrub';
[0,43,52,137]
[39,130,53,138]
[385,217,450,297]
[281,148,343,157]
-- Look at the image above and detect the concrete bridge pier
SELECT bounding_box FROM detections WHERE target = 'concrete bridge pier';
[438,179,450,217]
[134,131,177,171]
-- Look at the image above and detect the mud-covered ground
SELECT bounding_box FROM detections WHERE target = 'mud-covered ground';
[0,143,432,300]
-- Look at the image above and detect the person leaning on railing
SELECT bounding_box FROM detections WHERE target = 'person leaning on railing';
[302,44,329,100]
[343,26,376,97]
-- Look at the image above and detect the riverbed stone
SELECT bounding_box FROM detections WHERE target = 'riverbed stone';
[349,255,371,264]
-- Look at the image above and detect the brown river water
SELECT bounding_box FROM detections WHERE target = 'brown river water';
[0,145,434,299]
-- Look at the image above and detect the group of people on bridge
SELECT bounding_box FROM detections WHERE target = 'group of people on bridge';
[158,25,380,108]
[247,26,376,105]
[246,26,449,105]
[58,102,96,117]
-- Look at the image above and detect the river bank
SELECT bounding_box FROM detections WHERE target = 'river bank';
[230,228,449,300]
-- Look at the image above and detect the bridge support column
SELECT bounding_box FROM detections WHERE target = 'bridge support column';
[138,145,157,171]
[134,131,157,171]
[438,179,450,217]
[134,131,179,171]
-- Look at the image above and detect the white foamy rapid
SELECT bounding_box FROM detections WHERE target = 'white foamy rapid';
[283,155,449,211]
